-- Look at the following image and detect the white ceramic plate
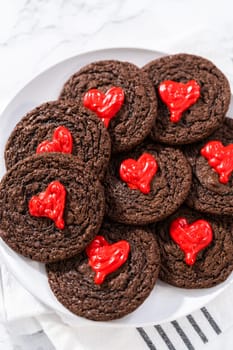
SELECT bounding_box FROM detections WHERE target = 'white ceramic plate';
[0,48,233,328]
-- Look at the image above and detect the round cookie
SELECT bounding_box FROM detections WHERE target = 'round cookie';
[46,220,160,321]
[59,60,157,153]
[143,53,231,145]
[104,142,192,225]
[155,206,233,288]
[0,153,105,263]
[4,100,111,180]
[184,117,233,215]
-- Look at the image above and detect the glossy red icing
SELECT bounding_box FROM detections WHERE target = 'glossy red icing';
[86,235,130,285]
[83,87,124,127]
[170,217,213,265]
[119,153,158,194]
[28,181,66,229]
[36,126,73,154]
[158,80,200,122]
[201,140,233,184]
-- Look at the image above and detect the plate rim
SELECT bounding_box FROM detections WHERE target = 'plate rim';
[0,46,232,327]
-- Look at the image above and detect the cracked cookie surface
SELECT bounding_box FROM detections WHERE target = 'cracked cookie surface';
[104,143,192,225]
[59,60,157,153]
[154,206,233,288]
[143,54,230,145]
[0,153,105,262]
[184,117,233,215]
[4,100,111,180]
[47,220,160,321]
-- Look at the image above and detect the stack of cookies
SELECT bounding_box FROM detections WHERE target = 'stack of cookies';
[0,53,232,321]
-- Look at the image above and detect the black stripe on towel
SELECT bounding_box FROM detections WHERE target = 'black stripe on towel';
[136,328,157,350]
[200,307,222,335]
[171,320,195,350]
[154,325,176,350]
[186,314,208,343]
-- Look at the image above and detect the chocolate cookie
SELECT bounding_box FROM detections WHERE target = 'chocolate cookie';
[155,206,233,288]
[4,100,111,180]
[143,54,231,144]
[104,143,192,225]
[59,60,157,153]
[184,117,233,215]
[0,153,105,263]
[46,220,160,321]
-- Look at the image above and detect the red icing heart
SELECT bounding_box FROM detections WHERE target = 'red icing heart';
[86,236,130,284]
[119,153,158,194]
[201,141,233,184]
[83,87,124,127]
[36,126,73,154]
[28,181,66,229]
[170,217,213,265]
[158,80,200,123]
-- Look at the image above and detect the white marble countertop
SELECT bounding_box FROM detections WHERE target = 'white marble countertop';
[1,0,233,112]
[1,0,233,349]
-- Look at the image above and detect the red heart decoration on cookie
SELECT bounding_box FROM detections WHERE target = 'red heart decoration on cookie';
[119,153,158,194]
[158,80,200,123]
[170,218,213,265]
[83,87,124,127]
[201,141,233,184]
[36,126,73,154]
[86,236,130,284]
[28,181,66,229]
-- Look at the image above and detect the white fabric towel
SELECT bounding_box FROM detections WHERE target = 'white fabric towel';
[1,261,233,350]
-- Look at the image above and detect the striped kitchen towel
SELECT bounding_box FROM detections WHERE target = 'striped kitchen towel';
[1,262,233,350]
[37,290,233,350]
